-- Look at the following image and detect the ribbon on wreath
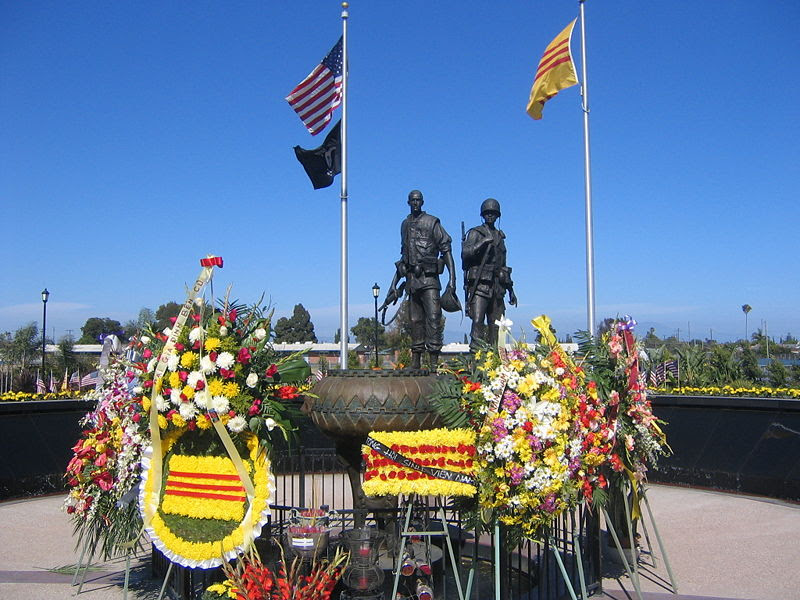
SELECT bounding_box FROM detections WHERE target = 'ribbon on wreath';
[364,435,476,487]
[200,256,224,268]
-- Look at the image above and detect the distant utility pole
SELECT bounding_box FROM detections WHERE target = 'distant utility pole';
[687,322,691,341]
[709,328,713,341]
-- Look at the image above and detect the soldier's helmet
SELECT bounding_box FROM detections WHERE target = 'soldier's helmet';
[480,198,501,216]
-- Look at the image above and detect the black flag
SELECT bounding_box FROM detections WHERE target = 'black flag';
[293,120,341,189]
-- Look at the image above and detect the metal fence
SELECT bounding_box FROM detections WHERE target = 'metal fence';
[154,447,601,600]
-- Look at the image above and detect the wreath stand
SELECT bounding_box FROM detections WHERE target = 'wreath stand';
[70,532,144,599]
[601,483,678,600]
[390,494,474,600]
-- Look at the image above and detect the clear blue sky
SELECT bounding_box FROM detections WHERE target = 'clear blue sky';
[2,1,798,344]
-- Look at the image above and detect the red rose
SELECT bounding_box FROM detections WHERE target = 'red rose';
[142,348,153,359]
[174,343,184,351]
[195,380,205,390]
[265,364,278,378]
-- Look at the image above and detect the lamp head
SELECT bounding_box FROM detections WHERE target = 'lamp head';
[41,288,49,303]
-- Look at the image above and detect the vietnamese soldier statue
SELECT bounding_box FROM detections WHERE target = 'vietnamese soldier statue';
[380,190,458,369]
[462,198,517,351]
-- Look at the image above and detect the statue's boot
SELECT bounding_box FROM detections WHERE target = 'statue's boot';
[428,351,440,368]
[411,352,422,369]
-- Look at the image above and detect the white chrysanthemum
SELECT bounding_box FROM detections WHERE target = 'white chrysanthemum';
[193,389,210,409]
[494,437,514,460]
[254,327,267,341]
[200,355,217,374]
[141,336,151,345]
[194,297,204,307]
[246,372,258,388]
[155,395,169,412]
[211,395,230,413]
[187,371,203,389]
[132,385,143,396]
[227,415,247,433]
[555,367,565,376]
[219,326,228,337]
[170,388,183,406]
[179,402,198,420]
[216,351,235,369]
[163,327,172,337]
[264,417,277,431]
[147,358,157,373]
[167,353,180,372]
[189,327,205,344]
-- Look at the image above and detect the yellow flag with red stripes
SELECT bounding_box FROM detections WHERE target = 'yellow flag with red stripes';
[526,19,578,120]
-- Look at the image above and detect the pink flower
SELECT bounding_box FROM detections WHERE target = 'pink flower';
[142,348,152,359]
[237,347,251,365]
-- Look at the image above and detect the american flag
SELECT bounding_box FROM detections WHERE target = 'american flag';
[48,372,57,393]
[36,371,46,394]
[69,371,80,385]
[80,371,100,388]
[649,360,679,386]
[285,37,343,136]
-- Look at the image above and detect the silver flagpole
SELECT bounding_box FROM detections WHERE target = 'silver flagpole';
[339,2,349,368]
[579,0,596,335]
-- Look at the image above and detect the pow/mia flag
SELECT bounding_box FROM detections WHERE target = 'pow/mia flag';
[293,120,341,190]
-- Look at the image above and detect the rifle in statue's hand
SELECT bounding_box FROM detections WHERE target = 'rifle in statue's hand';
[378,280,406,325]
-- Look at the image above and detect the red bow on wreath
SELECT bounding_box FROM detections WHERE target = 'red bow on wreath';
[200,256,224,268]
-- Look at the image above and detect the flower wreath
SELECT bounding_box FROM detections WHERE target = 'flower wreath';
[362,428,477,498]
[139,427,274,568]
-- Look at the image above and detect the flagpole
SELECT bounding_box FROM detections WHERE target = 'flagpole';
[578,0,596,336]
[339,2,349,369]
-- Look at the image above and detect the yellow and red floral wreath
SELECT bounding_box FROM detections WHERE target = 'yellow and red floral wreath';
[362,428,477,497]
[139,428,273,568]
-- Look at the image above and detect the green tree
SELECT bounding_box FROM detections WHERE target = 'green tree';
[789,364,800,386]
[740,346,762,383]
[154,302,182,332]
[767,359,788,387]
[676,344,708,386]
[78,317,124,344]
[708,344,742,385]
[350,316,387,347]
[274,304,318,343]
[643,327,661,348]
[0,323,41,368]
[384,302,412,350]
[124,307,155,338]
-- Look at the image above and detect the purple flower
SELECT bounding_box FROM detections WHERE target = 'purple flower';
[527,435,543,451]
[541,494,558,513]
[492,417,507,441]
[502,390,521,412]
[509,465,524,485]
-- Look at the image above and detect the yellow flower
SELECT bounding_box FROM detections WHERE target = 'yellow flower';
[207,378,224,396]
[222,382,241,398]
[197,415,212,429]
[180,352,198,368]
[169,372,182,389]
[157,415,168,429]
[182,385,195,400]
[171,413,186,427]
[142,396,152,411]
[204,338,221,351]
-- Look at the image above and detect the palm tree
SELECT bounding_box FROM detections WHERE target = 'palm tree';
[741,304,752,342]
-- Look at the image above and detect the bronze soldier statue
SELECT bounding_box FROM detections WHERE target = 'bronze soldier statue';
[462,198,517,351]
[381,190,457,369]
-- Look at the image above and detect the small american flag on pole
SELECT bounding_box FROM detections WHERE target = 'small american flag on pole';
[36,371,46,394]
[80,371,100,388]
[69,371,80,385]
[285,37,343,136]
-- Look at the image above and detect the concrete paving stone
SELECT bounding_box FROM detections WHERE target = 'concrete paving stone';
[0,484,797,599]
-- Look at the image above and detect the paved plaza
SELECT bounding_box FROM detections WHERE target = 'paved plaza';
[0,483,797,600]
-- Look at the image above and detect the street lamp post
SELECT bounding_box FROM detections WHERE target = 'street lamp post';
[372,283,380,368]
[41,288,50,371]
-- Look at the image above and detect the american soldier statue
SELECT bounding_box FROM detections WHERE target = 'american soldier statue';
[381,190,458,369]
[462,198,517,351]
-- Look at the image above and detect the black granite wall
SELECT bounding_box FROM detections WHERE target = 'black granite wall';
[0,399,93,499]
[650,395,800,501]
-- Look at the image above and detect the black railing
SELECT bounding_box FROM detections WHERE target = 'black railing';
[155,447,600,600]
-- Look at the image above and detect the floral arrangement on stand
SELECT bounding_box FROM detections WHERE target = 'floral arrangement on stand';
[430,315,613,540]
[577,317,671,521]
[132,287,313,568]
[63,360,147,559]
[201,547,349,600]
[361,428,477,497]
